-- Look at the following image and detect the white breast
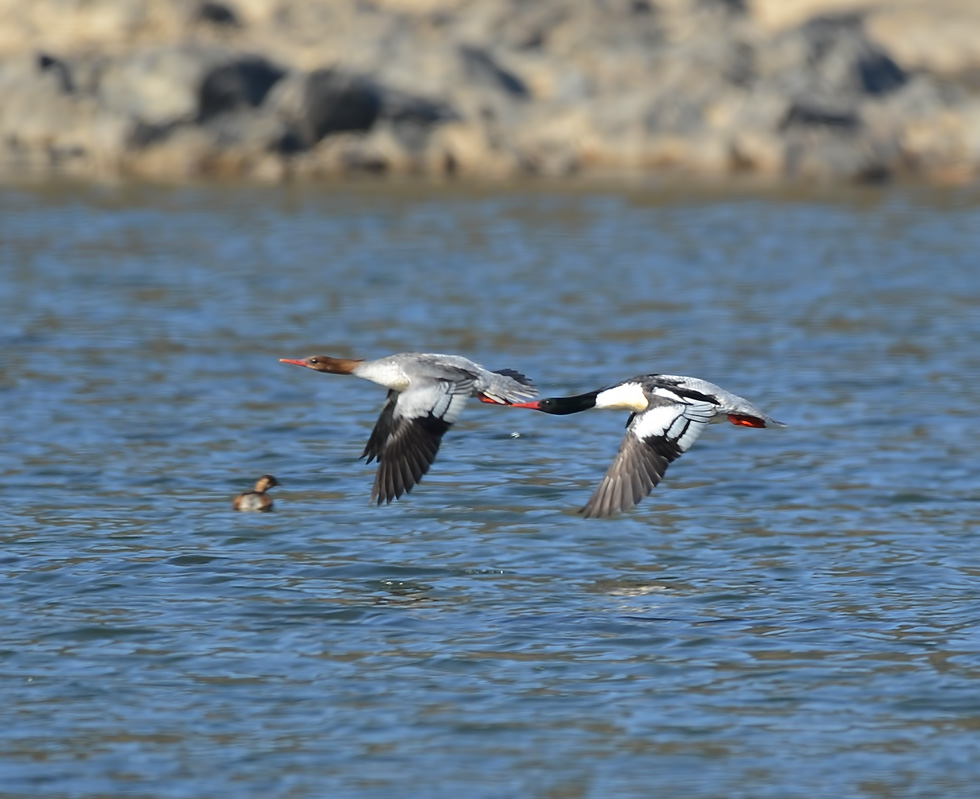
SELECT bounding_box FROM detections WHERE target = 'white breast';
[353,360,411,391]
[594,382,649,411]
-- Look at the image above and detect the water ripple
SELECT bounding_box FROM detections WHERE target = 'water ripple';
[1,183,978,797]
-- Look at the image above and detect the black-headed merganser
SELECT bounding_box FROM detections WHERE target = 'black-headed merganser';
[233,474,279,512]
[506,374,785,518]
[280,352,536,504]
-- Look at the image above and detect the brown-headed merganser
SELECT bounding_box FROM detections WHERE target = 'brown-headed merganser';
[280,352,536,505]
[233,474,279,512]
[506,374,785,518]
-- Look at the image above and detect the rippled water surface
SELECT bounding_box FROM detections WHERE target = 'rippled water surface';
[2,179,979,798]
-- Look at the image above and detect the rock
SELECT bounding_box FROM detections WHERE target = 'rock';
[780,103,860,132]
[0,0,978,183]
[98,47,287,160]
[122,125,213,180]
[97,46,223,128]
[0,0,183,55]
[382,87,457,127]
[868,2,980,77]
[725,13,921,180]
[782,127,896,182]
[270,67,456,155]
[429,121,524,177]
[458,46,529,98]
[755,0,980,77]
[796,15,906,97]
[757,15,906,106]
[753,0,885,30]
[195,2,242,28]
[36,53,74,93]
[300,69,383,143]
[197,55,285,121]
[0,54,95,173]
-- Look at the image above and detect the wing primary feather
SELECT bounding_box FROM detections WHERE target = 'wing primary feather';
[366,412,452,503]
[492,367,534,386]
[362,391,398,464]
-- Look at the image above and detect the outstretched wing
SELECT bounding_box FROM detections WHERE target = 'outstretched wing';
[361,390,398,465]
[362,379,473,505]
[581,400,715,519]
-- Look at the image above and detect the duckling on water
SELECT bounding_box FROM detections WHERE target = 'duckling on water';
[233,475,279,512]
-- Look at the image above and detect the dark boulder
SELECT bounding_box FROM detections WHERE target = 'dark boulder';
[301,69,383,143]
[784,15,908,99]
[195,1,241,28]
[198,56,284,122]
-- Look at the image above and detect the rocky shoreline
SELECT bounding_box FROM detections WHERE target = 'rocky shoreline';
[1,0,979,184]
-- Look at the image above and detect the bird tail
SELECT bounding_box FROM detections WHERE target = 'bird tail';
[727,413,787,428]
[480,368,537,404]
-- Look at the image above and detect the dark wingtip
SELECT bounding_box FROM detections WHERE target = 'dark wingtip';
[579,506,609,520]
[579,500,616,519]
[493,368,535,387]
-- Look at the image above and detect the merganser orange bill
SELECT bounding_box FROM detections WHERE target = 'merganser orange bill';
[281,353,536,505]
[506,374,784,519]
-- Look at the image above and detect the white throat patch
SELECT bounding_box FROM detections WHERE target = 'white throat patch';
[594,382,649,411]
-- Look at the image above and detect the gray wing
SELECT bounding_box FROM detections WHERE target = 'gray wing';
[581,401,715,519]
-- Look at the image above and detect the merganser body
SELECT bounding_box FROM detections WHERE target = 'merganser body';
[508,374,784,518]
[281,352,536,505]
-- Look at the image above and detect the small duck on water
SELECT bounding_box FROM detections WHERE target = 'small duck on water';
[233,475,280,512]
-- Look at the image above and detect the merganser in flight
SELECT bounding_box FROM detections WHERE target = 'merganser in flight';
[280,352,536,505]
[506,374,785,518]
[233,474,279,512]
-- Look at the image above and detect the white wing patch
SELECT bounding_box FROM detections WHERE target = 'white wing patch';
[630,401,715,452]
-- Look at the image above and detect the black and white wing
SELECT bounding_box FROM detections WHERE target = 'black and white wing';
[581,400,716,519]
[362,378,474,504]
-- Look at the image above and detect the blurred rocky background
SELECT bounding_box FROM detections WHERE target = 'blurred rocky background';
[1,0,978,183]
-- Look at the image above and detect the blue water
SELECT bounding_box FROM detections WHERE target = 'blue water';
[1,180,979,797]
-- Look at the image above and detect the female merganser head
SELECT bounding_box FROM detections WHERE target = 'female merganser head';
[281,351,536,505]
[279,355,363,374]
[511,374,784,519]
[233,474,280,512]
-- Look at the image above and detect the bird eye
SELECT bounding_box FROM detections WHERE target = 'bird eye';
[309,358,318,364]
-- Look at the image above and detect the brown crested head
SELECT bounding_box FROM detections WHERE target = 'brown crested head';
[255,475,279,491]
[279,355,362,374]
